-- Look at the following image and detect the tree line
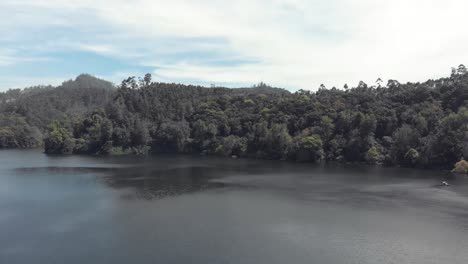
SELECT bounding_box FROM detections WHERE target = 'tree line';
[1,68,467,171]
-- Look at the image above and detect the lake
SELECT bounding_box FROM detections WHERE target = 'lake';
[1,149,468,264]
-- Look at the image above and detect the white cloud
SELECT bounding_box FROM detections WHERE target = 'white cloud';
[0,75,73,89]
[0,48,53,67]
[0,55,15,66]
[1,0,468,90]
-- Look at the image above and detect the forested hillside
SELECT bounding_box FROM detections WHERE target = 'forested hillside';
[0,74,114,148]
[1,67,467,170]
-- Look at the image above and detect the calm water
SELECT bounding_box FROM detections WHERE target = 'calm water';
[1,149,468,264]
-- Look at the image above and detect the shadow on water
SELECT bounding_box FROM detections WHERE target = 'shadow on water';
[99,165,234,200]
[9,155,468,208]
[10,163,243,200]
[13,167,116,175]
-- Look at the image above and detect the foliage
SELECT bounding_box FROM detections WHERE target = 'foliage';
[215,135,247,157]
[1,68,467,170]
[452,159,468,174]
[404,148,420,167]
[291,134,324,162]
[0,74,113,148]
[0,114,41,148]
[44,121,75,154]
[365,146,382,164]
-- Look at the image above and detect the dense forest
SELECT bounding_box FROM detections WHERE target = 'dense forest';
[1,67,467,172]
[0,74,114,148]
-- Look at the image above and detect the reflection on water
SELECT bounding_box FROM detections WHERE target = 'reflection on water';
[8,153,468,211]
[1,149,468,264]
[100,166,230,200]
[12,165,233,200]
[14,166,115,175]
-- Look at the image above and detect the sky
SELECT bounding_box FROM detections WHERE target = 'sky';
[1,0,467,91]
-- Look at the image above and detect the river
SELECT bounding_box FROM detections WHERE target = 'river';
[1,149,468,264]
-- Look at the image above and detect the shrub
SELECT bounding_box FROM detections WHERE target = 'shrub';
[452,160,468,174]
[404,148,420,166]
[365,146,382,164]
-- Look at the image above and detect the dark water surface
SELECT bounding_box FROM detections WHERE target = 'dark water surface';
[1,149,468,264]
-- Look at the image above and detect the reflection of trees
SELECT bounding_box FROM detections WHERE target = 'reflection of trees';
[99,166,227,200]
[14,166,115,176]
[14,165,230,200]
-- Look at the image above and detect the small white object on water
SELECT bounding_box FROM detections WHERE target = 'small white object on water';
[442,181,450,186]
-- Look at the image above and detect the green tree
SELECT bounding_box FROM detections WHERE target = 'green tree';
[404,148,420,167]
[215,135,247,157]
[458,64,467,75]
[424,108,468,167]
[292,134,323,162]
[131,119,149,147]
[44,121,75,154]
[452,159,468,174]
[152,121,190,153]
[365,146,382,164]
[266,123,292,160]
[318,116,335,143]
[391,125,420,164]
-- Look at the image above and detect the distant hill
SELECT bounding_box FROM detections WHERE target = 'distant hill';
[0,75,291,149]
[234,82,290,95]
[0,74,115,148]
[0,74,114,130]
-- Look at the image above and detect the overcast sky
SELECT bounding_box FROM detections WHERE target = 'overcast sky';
[1,0,467,91]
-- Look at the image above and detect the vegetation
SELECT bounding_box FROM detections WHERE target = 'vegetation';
[452,160,468,174]
[0,114,41,148]
[1,66,467,170]
[0,74,113,148]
